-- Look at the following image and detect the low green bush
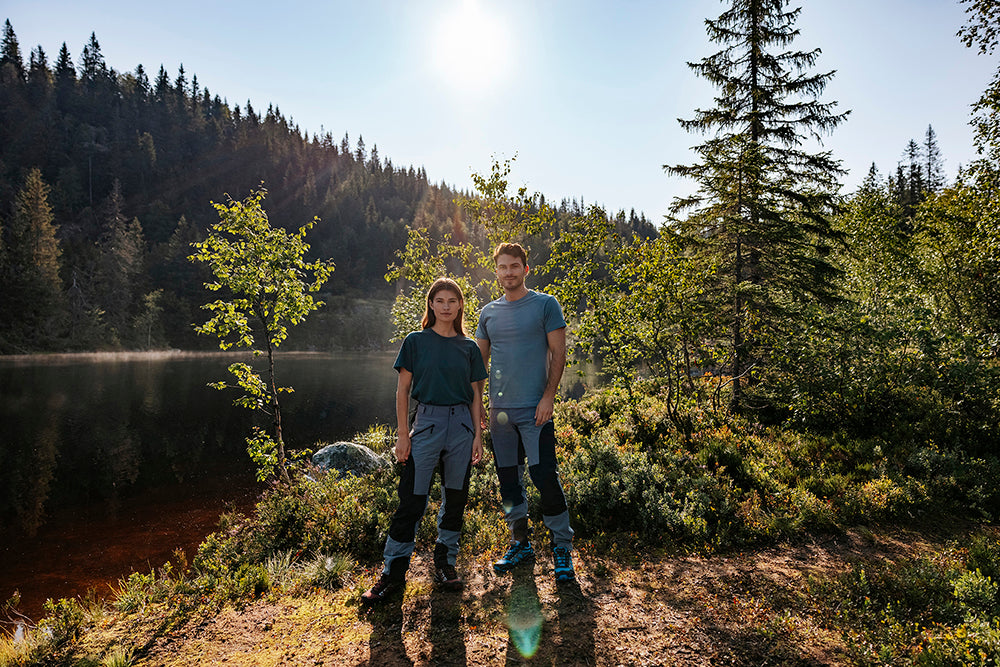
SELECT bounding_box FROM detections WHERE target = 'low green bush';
[808,534,1000,665]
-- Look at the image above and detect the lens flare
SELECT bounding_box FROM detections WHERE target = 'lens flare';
[506,580,543,658]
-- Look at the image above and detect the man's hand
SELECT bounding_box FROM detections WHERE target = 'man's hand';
[394,432,412,463]
[535,395,555,426]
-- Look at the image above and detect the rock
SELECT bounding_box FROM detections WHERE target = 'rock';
[312,441,390,477]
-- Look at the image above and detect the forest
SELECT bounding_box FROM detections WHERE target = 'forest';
[0,19,653,353]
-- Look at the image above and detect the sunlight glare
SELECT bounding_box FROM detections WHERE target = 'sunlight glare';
[430,0,513,94]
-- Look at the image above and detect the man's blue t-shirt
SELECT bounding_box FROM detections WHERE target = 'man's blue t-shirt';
[475,290,566,408]
[394,328,488,406]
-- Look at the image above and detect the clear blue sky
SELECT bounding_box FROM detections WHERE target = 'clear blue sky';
[4,0,996,222]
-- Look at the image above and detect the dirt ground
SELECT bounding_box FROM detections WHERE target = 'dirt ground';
[119,526,960,667]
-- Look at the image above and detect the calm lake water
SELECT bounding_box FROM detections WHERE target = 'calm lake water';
[0,351,399,622]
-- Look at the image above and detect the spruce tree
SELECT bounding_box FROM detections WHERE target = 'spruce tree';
[1,168,65,349]
[1,19,25,82]
[665,0,848,412]
[79,32,107,84]
[96,181,146,344]
[924,124,945,192]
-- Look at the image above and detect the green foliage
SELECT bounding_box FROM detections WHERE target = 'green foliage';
[100,645,135,667]
[556,387,997,551]
[112,571,156,613]
[547,214,722,429]
[190,186,333,483]
[0,167,65,352]
[298,553,356,590]
[385,227,485,342]
[809,534,1000,665]
[385,156,555,340]
[38,597,85,646]
[665,0,848,412]
[190,187,333,351]
[917,619,1000,667]
[952,570,999,620]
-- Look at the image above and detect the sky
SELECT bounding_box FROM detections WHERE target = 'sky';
[4,0,997,223]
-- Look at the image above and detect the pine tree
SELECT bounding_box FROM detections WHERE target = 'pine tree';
[27,46,52,105]
[28,46,50,82]
[96,181,146,344]
[1,19,25,82]
[1,168,65,349]
[53,42,75,111]
[54,42,74,82]
[355,135,367,163]
[924,124,945,192]
[665,0,848,412]
[79,32,107,85]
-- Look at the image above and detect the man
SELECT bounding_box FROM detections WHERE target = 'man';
[475,242,576,582]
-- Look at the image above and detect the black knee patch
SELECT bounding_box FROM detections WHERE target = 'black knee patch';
[389,459,428,542]
[528,422,567,516]
[496,464,526,507]
[439,480,470,532]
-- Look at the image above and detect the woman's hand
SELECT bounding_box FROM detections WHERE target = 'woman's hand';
[395,432,412,463]
[471,433,483,466]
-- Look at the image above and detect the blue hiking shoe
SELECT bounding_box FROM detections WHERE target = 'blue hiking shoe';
[553,546,575,582]
[493,540,535,574]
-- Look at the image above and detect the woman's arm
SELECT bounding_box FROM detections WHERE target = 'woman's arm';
[395,368,413,463]
[470,379,484,465]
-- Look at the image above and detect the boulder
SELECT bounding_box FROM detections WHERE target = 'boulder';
[312,441,390,477]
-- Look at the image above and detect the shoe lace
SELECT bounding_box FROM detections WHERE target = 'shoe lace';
[554,548,571,569]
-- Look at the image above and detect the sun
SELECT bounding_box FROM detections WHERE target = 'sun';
[430,0,513,94]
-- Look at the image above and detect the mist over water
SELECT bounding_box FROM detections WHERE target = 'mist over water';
[0,351,398,621]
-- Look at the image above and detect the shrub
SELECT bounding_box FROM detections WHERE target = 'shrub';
[299,553,355,590]
[916,619,1000,666]
[562,435,736,545]
[953,570,999,621]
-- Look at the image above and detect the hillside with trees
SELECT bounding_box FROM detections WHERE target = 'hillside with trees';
[0,20,654,353]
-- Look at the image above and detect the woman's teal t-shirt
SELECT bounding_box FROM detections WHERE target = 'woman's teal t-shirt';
[393,329,488,406]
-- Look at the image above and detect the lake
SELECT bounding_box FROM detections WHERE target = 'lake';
[0,351,399,622]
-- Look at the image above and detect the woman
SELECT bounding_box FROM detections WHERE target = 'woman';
[362,278,488,604]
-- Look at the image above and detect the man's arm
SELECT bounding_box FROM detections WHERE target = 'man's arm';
[535,327,566,426]
[476,338,491,429]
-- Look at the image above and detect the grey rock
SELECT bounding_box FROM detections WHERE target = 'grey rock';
[312,441,390,477]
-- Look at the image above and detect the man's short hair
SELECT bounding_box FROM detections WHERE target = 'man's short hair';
[493,242,528,266]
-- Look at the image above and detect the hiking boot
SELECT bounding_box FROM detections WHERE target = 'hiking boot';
[361,556,408,605]
[553,546,575,582]
[493,540,535,574]
[433,542,463,590]
[360,572,400,604]
[434,563,464,590]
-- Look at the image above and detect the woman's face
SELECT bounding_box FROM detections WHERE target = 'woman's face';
[430,289,462,325]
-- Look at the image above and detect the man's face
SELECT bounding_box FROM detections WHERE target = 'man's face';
[495,254,528,292]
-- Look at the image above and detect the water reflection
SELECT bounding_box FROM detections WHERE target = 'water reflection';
[0,351,399,621]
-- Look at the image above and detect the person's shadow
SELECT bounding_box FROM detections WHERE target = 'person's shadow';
[428,585,468,665]
[363,591,414,667]
[554,577,597,666]
[506,567,544,660]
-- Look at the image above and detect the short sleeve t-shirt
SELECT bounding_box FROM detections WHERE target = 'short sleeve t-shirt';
[475,290,566,408]
[393,328,488,406]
